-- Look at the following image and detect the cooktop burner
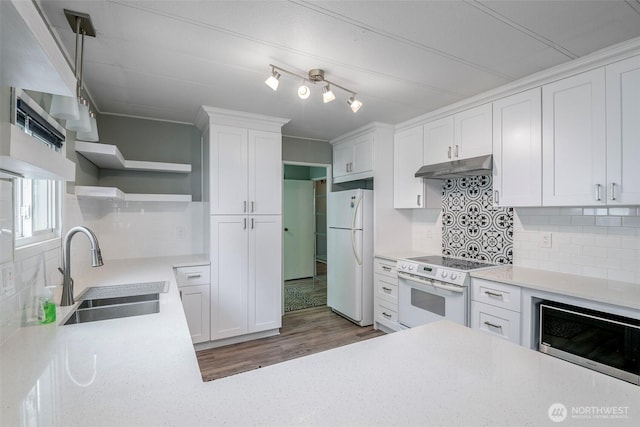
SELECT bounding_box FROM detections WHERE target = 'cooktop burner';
[407,256,496,271]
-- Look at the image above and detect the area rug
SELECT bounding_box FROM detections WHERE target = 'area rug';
[284,287,325,312]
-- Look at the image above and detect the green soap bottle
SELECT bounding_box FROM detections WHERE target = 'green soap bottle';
[38,286,57,324]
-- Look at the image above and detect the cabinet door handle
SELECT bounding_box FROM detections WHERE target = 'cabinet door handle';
[494,190,499,205]
[484,321,502,330]
[447,146,452,159]
[244,218,247,229]
[382,312,392,319]
[381,266,392,272]
[382,286,392,293]
[595,184,602,201]
[484,290,504,299]
[610,183,616,201]
[243,201,247,213]
[454,145,459,158]
[417,194,421,207]
[186,273,202,279]
[251,201,255,212]
[251,218,254,229]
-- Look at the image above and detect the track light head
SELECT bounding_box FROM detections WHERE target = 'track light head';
[265,68,281,91]
[298,83,310,99]
[322,85,336,103]
[348,96,363,113]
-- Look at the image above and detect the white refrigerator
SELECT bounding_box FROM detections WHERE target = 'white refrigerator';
[327,189,373,326]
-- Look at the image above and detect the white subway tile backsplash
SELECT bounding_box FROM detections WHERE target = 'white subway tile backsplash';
[548,216,572,226]
[571,216,595,226]
[582,266,608,279]
[608,269,635,283]
[607,247,636,261]
[559,208,584,216]
[622,217,640,227]
[595,216,622,227]
[583,208,608,216]
[608,208,636,216]
[583,246,608,258]
[607,226,637,237]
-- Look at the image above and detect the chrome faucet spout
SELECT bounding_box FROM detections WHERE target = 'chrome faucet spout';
[60,226,103,306]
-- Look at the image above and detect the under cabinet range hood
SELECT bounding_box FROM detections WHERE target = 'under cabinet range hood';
[415,154,493,179]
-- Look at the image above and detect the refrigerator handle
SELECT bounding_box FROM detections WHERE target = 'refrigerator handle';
[351,194,363,266]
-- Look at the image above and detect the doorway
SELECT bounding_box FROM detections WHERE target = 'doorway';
[282,163,330,312]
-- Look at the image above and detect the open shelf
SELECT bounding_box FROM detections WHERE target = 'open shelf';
[75,186,192,202]
[75,141,192,173]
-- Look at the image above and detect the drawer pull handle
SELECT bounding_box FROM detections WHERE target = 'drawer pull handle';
[382,312,392,319]
[484,321,502,330]
[484,291,504,299]
[381,266,392,272]
[382,287,392,293]
[186,274,202,279]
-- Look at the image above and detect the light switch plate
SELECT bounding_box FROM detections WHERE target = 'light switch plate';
[540,232,552,248]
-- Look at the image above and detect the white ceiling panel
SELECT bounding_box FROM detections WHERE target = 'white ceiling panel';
[34,0,640,141]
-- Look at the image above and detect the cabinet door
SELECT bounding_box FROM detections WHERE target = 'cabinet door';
[455,103,492,160]
[352,133,374,175]
[248,130,282,215]
[333,142,353,178]
[248,215,282,333]
[542,69,606,206]
[606,55,640,205]
[210,215,248,340]
[492,88,542,207]
[180,284,211,344]
[394,126,425,208]
[210,126,248,214]
[423,116,454,165]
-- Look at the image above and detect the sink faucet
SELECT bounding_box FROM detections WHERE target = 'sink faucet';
[60,226,104,306]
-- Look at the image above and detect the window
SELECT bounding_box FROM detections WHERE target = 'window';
[15,178,61,247]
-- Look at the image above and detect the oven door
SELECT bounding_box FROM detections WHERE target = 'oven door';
[398,273,468,328]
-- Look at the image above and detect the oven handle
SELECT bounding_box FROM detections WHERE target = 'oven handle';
[398,272,465,293]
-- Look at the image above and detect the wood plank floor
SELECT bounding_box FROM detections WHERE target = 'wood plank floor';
[196,306,384,381]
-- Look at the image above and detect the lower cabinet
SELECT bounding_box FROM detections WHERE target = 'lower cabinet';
[210,215,282,341]
[175,265,211,344]
[470,278,521,345]
[373,257,402,332]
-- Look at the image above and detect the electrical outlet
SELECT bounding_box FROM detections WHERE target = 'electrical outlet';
[176,226,185,240]
[540,232,552,248]
[1,263,15,295]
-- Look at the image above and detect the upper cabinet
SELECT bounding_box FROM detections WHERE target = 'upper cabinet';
[605,55,640,205]
[394,126,424,208]
[492,88,542,207]
[542,69,607,206]
[197,106,289,215]
[422,104,492,166]
[453,103,493,161]
[332,131,374,183]
[208,126,282,215]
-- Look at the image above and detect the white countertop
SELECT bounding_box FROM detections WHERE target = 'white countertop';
[2,256,639,426]
[374,251,431,262]
[471,266,640,311]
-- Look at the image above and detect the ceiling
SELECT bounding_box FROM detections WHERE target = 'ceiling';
[37,0,640,141]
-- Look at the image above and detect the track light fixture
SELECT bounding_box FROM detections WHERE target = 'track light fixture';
[265,64,363,113]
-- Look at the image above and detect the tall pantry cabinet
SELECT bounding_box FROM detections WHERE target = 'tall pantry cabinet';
[197,106,289,344]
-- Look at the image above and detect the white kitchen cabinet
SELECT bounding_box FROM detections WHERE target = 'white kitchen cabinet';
[422,104,492,166]
[492,88,542,207]
[175,265,211,344]
[209,126,282,215]
[470,278,521,345]
[606,54,640,205]
[373,257,402,332]
[454,103,493,160]
[331,131,374,183]
[394,126,442,209]
[423,116,454,165]
[394,126,424,208]
[542,68,607,206]
[210,215,282,341]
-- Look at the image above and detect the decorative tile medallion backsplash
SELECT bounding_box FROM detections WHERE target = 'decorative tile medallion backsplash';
[442,175,513,264]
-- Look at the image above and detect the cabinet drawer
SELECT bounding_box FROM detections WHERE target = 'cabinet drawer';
[471,278,521,311]
[375,274,398,305]
[471,302,520,345]
[376,301,398,324]
[374,258,397,278]
[175,265,210,287]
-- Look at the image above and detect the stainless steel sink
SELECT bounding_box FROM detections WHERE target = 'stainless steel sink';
[63,293,160,325]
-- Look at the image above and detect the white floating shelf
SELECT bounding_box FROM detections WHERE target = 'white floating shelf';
[75,141,192,173]
[75,186,192,202]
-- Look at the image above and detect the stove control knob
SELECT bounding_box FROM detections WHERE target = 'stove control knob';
[441,271,448,278]
[401,263,407,270]
[408,265,414,271]
[450,273,458,281]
